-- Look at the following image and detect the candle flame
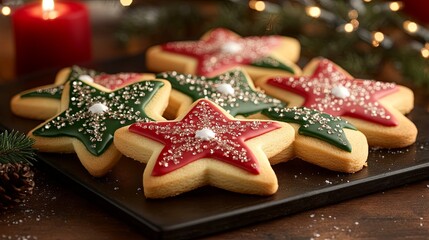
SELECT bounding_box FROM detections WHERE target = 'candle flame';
[42,0,55,12]
[42,0,58,19]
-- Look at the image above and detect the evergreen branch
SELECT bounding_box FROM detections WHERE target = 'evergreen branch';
[0,130,37,165]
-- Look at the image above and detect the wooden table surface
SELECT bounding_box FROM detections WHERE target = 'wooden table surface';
[1,166,428,240]
[1,3,429,239]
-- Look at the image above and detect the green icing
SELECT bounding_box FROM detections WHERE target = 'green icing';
[20,66,99,100]
[250,57,295,74]
[33,79,163,156]
[262,107,356,152]
[156,69,283,117]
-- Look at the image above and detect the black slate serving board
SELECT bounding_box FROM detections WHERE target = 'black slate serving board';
[1,54,428,239]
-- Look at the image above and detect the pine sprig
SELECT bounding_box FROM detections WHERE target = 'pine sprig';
[0,130,36,165]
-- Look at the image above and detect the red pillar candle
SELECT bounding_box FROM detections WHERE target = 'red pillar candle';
[12,1,91,76]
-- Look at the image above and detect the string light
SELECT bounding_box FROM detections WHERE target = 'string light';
[373,31,385,42]
[343,23,355,33]
[1,6,11,16]
[348,9,358,19]
[304,5,336,22]
[403,20,418,34]
[251,0,426,60]
[305,6,321,18]
[350,19,359,29]
[402,20,429,41]
[388,2,403,12]
[299,0,426,56]
[120,0,133,7]
[249,0,266,11]
[372,31,384,47]
[421,43,429,59]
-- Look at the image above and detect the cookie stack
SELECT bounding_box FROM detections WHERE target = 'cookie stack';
[10,28,417,198]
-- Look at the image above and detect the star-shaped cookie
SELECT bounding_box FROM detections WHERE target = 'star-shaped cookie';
[28,78,171,177]
[146,28,301,79]
[255,58,417,148]
[114,99,295,198]
[11,66,154,120]
[156,68,283,119]
[253,106,368,173]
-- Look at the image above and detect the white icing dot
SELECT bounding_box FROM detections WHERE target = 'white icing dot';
[331,85,350,99]
[221,41,243,54]
[216,83,235,96]
[79,74,94,83]
[195,128,216,141]
[88,103,108,114]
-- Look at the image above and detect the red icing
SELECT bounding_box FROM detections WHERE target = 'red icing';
[267,58,399,126]
[129,100,281,176]
[161,28,281,76]
[94,73,142,90]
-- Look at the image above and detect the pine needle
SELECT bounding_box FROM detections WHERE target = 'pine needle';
[0,130,37,165]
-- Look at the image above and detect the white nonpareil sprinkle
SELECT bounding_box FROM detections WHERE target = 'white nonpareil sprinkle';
[78,74,94,83]
[331,85,350,99]
[216,83,235,96]
[88,103,109,114]
[221,41,243,54]
[195,128,216,141]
